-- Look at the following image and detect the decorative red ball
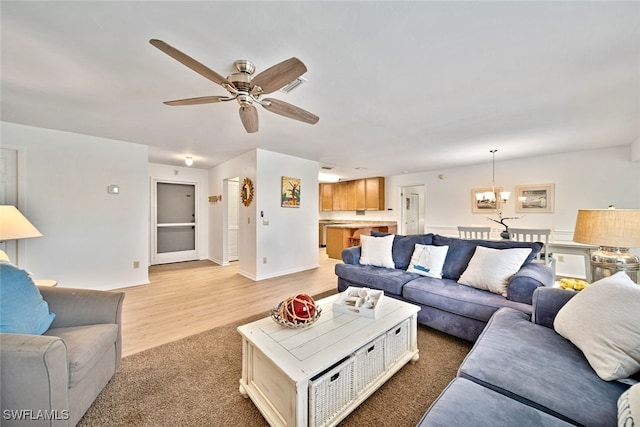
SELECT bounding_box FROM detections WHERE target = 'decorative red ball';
[285,294,316,323]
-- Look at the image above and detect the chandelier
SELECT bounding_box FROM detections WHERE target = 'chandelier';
[482,149,519,239]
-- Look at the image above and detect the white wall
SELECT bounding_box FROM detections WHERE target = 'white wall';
[208,150,257,276]
[208,149,319,280]
[1,122,149,290]
[255,149,319,279]
[386,145,640,278]
[148,163,210,262]
[385,145,640,237]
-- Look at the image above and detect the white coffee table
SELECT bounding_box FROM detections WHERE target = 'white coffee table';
[238,293,420,427]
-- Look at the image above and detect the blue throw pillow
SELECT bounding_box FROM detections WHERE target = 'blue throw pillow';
[0,263,55,334]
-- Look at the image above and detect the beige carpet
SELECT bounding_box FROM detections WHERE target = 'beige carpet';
[79,309,472,427]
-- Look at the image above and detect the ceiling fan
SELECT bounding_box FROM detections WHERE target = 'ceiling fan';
[149,39,319,133]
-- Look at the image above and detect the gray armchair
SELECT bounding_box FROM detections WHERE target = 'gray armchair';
[1,286,125,426]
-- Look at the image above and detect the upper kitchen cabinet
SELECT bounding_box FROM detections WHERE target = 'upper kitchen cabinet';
[319,183,333,211]
[364,177,384,210]
[318,177,385,211]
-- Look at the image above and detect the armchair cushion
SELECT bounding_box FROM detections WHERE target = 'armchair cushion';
[0,263,55,334]
[45,324,118,387]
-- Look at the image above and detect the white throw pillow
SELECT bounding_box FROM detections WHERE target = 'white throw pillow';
[554,272,640,381]
[359,234,395,269]
[458,246,532,297]
[407,244,449,278]
[618,382,640,427]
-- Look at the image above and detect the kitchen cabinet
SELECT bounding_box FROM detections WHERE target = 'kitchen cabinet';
[318,177,385,211]
[319,183,333,211]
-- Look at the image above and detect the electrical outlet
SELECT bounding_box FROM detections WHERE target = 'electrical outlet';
[263,257,267,264]
[133,261,140,269]
[557,255,564,262]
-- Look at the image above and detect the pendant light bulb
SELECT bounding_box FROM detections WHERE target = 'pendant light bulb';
[185,155,193,167]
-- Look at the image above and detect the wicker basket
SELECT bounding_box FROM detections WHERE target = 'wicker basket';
[309,356,355,427]
[385,319,410,366]
[353,335,385,395]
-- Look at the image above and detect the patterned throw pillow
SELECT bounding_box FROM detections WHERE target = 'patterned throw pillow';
[406,244,449,278]
[619,382,640,427]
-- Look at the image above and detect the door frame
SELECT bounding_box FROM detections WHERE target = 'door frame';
[400,184,426,235]
[150,178,199,265]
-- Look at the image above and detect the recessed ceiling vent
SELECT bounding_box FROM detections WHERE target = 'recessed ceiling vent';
[280,76,308,94]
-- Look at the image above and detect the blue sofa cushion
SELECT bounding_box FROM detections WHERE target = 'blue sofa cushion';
[417,378,574,427]
[0,263,55,335]
[432,235,542,281]
[458,307,627,426]
[403,277,532,323]
[371,232,434,270]
[334,263,419,296]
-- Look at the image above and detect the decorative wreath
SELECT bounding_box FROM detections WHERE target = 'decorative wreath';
[241,177,254,207]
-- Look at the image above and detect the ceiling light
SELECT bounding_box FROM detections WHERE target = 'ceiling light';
[185,155,193,166]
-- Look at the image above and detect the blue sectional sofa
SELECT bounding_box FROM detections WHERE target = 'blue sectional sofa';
[418,286,636,427]
[336,233,554,341]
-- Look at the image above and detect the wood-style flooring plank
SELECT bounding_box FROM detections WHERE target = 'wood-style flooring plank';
[118,250,340,356]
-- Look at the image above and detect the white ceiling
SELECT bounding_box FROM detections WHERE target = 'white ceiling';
[2,1,639,181]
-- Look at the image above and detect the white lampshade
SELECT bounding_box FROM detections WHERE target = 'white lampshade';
[0,205,43,241]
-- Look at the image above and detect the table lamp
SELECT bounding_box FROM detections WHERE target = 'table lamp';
[0,205,43,265]
[572,209,640,284]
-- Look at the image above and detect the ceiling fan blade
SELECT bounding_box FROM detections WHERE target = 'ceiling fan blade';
[164,96,233,106]
[251,58,307,95]
[150,39,231,87]
[239,105,259,133]
[262,98,319,125]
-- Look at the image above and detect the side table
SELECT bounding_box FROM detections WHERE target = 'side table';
[34,279,58,287]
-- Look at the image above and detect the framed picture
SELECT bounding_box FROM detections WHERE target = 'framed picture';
[471,187,501,213]
[281,176,301,208]
[515,183,555,213]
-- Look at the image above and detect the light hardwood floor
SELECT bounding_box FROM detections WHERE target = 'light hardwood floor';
[119,250,340,357]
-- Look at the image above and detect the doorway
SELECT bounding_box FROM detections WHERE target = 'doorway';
[227,177,239,262]
[152,181,198,264]
[401,185,425,235]
[0,148,19,261]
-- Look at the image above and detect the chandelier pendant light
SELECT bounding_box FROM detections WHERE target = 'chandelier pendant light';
[485,149,520,239]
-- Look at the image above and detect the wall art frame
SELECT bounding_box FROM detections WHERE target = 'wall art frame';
[281,176,301,208]
[471,187,502,213]
[515,183,555,213]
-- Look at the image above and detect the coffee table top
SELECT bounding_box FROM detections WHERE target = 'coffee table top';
[238,293,419,383]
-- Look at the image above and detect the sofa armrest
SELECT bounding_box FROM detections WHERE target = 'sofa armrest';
[0,333,70,423]
[531,287,577,328]
[39,287,124,329]
[506,263,554,305]
[341,246,361,264]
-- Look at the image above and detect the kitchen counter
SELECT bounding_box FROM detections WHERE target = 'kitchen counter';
[324,221,397,229]
[324,221,397,259]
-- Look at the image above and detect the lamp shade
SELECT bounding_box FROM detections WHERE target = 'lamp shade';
[573,209,640,248]
[0,205,43,241]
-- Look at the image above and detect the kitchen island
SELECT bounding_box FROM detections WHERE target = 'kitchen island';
[325,221,397,259]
